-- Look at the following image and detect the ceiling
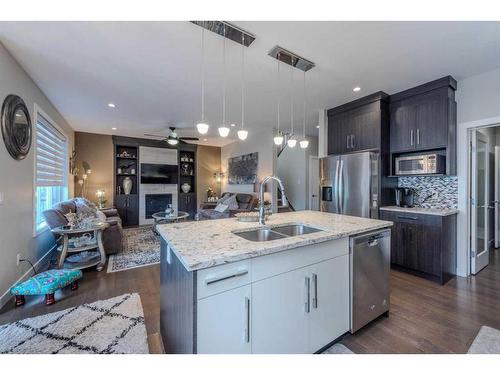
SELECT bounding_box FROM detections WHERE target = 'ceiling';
[1,21,500,147]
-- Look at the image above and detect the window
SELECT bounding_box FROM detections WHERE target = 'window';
[34,111,68,234]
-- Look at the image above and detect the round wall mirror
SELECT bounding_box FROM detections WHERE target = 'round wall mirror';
[1,95,32,160]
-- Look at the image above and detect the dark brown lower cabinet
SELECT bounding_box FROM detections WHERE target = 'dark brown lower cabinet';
[380,210,457,285]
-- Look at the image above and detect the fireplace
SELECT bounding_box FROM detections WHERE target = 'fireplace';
[145,194,172,219]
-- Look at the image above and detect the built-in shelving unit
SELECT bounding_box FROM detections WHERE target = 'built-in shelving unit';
[114,144,139,227]
[178,150,197,218]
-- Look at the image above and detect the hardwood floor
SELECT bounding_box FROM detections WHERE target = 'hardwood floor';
[341,250,500,353]
[0,263,161,354]
[1,250,500,354]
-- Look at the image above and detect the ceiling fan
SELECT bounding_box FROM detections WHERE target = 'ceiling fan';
[144,127,199,146]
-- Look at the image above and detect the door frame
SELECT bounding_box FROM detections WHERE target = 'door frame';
[469,129,490,274]
[308,156,320,210]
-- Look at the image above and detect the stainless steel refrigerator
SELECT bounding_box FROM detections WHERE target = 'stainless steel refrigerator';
[320,151,380,218]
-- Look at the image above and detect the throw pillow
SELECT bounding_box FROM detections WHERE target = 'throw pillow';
[74,198,98,219]
[214,203,229,213]
[96,210,107,223]
[218,193,232,204]
[225,195,239,211]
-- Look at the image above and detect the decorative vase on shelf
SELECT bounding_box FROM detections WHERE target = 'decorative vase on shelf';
[123,177,133,195]
[181,183,191,193]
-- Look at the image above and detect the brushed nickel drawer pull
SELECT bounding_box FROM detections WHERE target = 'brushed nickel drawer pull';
[205,269,249,285]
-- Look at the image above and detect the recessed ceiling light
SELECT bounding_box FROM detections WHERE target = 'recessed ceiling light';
[108,103,116,108]
[230,123,236,127]
[111,127,117,130]
[353,87,361,92]
[316,125,320,129]
[203,138,208,141]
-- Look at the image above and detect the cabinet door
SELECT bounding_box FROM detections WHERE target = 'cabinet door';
[390,103,417,152]
[309,255,349,352]
[328,113,349,155]
[355,108,380,151]
[415,91,448,150]
[197,284,251,354]
[416,224,441,276]
[115,195,128,224]
[251,267,310,354]
[126,195,139,226]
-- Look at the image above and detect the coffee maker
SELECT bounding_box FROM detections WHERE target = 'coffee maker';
[395,188,415,208]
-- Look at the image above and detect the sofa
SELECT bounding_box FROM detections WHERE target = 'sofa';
[199,193,258,220]
[43,198,124,255]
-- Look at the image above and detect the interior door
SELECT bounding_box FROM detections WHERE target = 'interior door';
[339,152,371,218]
[471,130,490,274]
[495,146,500,248]
[309,157,320,210]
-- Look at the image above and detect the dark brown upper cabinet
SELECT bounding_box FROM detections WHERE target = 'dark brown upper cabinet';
[327,92,390,155]
[389,76,457,175]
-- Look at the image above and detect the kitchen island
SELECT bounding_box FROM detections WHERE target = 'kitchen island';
[158,210,392,354]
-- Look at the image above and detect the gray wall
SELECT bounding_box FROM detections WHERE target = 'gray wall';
[277,136,318,210]
[221,127,276,205]
[0,43,74,307]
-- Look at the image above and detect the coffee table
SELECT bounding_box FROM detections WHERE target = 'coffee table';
[152,211,189,234]
[51,221,109,271]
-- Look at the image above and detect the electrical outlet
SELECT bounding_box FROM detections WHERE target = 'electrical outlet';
[16,253,21,266]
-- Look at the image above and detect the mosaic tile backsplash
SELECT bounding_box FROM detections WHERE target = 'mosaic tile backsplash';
[398,176,458,209]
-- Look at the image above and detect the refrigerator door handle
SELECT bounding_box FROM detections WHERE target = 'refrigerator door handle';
[339,160,344,214]
[334,160,340,213]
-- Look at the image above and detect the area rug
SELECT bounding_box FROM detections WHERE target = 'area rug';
[468,326,500,354]
[107,226,160,273]
[322,343,354,354]
[0,293,148,354]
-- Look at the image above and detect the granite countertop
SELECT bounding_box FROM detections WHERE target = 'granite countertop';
[380,206,459,216]
[157,210,392,271]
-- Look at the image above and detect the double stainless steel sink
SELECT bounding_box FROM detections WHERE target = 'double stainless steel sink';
[233,224,323,242]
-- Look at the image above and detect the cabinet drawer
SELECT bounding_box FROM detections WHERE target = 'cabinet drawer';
[380,210,441,227]
[197,260,251,300]
[251,238,349,282]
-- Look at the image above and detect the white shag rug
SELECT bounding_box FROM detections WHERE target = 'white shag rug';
[107,226,160,273]
[322,343,354,354]
[0,293,148,354]
[468,326,500,354]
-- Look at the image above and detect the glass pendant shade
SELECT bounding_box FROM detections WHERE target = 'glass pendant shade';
[196,122,209,134]
[237,129,248,140]
[287,138,297,148]
[273,136,284,145]
[218,126,230,137]
[299,139,309,149]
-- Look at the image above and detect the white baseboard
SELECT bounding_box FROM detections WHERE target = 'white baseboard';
[0,246,56,309]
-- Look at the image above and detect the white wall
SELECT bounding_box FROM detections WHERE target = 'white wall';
[221,127,276,205]
[456,67,500,276]
[0,43,74,307]
[277,136,318,210]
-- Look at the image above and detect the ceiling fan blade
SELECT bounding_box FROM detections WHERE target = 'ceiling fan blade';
[180,137,200,141]
[144,133,166,138]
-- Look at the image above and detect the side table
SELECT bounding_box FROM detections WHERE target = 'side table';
[51,222,110,272]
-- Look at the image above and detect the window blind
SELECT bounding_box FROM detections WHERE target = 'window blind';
[36,115,67,187]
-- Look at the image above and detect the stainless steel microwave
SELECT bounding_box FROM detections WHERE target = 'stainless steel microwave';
[394,154,446,175]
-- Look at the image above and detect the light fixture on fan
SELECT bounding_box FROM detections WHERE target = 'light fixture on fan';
[218,24,230,138]
[287,64,296,148]
[299,70,309,149]
[273,53,284,146]
[196,28,210,135]
[237,32,248,141]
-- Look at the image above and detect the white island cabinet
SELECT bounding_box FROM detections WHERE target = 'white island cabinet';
[195,238,349,354]
[159,210,392,354]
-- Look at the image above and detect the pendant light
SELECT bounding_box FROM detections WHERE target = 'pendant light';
[299,70,309,149]
[196,28,209,135]
[273,53,284,145]
[218,24,230,138]
[237,33,248,141]
[287,64,297,148]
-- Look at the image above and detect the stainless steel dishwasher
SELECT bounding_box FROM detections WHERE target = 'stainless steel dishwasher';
[350,229,391,333]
